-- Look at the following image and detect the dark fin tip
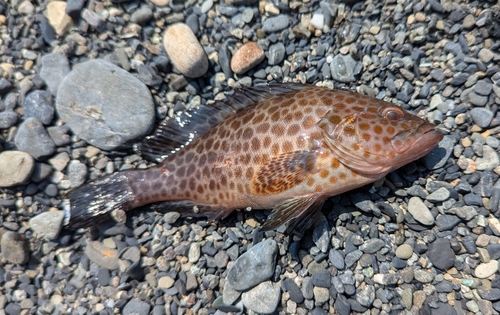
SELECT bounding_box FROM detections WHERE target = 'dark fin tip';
[65,173,133,230]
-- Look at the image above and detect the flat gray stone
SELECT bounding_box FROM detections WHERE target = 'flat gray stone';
[84,241,119,270]
[226,239,278,291]
[56,59,155,151]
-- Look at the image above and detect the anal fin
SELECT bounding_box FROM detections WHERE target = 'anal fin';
[260,195,325,232]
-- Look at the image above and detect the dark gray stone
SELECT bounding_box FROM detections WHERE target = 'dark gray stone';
[14,118,56,160]
[24,90,54,125]
[427,238,455,270]
[262,15,289,32]
[122,299,150,315]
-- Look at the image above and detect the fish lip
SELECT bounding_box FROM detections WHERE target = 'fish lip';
[406,124,443,156]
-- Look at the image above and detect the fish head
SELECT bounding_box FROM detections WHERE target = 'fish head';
[318,94,443,176]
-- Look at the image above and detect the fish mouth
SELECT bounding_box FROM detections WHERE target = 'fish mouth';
[392,123,443,157]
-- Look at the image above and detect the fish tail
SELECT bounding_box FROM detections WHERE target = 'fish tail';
[64,171,136,229]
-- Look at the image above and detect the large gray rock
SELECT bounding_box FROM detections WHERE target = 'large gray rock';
[56,59,155,151]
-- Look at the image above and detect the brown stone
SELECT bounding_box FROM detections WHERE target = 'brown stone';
[230,42,265,74]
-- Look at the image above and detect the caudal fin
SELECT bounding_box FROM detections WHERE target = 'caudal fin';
[64,172,134,229]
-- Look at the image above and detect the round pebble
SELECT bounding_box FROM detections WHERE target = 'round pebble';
[231,42,265,75]
[0,151,35,187]
[163,23,208,78]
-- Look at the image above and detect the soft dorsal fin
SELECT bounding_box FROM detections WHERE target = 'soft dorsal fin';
[136,83,310,163]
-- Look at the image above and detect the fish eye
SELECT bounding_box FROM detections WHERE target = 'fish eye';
[381,107,404,121]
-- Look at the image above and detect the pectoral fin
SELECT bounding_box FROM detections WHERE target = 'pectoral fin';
[261,195,325,232]
[251,150,317,195]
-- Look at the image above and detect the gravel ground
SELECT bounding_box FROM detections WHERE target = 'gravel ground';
[1,0,500,314]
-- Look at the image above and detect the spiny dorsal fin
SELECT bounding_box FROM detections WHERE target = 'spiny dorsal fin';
[135,83,310,163]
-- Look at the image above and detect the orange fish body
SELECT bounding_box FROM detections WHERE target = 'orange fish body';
[65,84,443,231]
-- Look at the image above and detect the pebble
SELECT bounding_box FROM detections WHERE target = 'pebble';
[81,9,105,33]
[0,151,35,187]
[0,110,18,129]
[14,118,56,160]
[359,238,385,254]
[84,241,119,270]
[0,231,30,264]
[426,187,450,202]
[158,276,175,289]
[241,281,281,314]
[130,7,153,25]
[45,1,73,36]
[226,239,277,291]
[163,23,208,78]
[356,285,375,307]
[312,269,331,287]
[329,250,345,270]
[475,146,500,170]
[427,238,455,270]
[407,197,435,225]
[23,90,54,125]
[68,160,88,188]
[422,136,453,170]
[29,210,65,240]
[40,55,70,96]
[56,59,155,151]
[282,278,304,304]
[262,15,290,33]
[478,48,494,63]
[123,299,150,315]
[231,42,265,75]
[470,108,494,128]
[268,42,286,66]
[475,260,498,279]
[330,54,357,83]
[395,244,413,260]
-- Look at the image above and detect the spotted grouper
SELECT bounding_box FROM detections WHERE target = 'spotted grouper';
[64,84,443,231]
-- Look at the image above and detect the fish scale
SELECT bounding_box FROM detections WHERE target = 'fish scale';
[65,84,443,232]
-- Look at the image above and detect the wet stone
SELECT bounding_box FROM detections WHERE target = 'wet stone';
[312,221,329,253]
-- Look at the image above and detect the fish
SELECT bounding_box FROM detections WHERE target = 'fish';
[64,83,443,232]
